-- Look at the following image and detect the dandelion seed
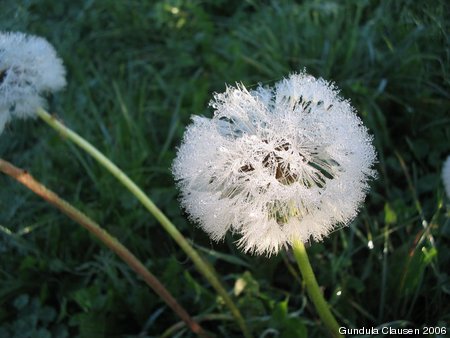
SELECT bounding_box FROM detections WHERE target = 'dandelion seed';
[0,31,66,133]
[443,155,450,199]
[173,72,377,255]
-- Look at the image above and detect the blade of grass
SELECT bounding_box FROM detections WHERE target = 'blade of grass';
[378,225,389,321]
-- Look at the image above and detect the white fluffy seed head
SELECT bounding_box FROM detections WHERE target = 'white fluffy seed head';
[173,72,377,256]
[443,155,450,199]
[0,31,66,133]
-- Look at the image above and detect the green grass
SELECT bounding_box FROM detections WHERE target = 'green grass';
[1,0,449,337]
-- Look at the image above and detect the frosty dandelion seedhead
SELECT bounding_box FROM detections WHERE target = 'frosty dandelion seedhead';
[0,31,66,133]
[173,72,377,255]
[443,155,450,199]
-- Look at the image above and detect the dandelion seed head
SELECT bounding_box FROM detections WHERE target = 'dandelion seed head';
[173,72,377,255]
[0,31,66,133]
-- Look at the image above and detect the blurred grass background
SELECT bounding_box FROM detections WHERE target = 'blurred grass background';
[0,0,449,337]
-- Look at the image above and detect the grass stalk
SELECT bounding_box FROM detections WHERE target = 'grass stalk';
[37,107,252,338]
[292,240,343,338]
[0,158,209,338]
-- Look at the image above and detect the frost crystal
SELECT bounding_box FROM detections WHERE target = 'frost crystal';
[0,32,66,133]
[443,155,450,199]
[173,72,377,255]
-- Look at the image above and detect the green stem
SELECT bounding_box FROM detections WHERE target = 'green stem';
[292,240,343,338]
[37,108,252,338]
[0,158,208,338]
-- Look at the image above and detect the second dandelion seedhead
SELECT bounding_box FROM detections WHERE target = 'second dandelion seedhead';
[0,31,66,133]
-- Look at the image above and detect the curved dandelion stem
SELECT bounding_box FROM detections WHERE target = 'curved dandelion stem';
[36,108,252,338]
[292,240,343,338]
[0,158,209,338]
